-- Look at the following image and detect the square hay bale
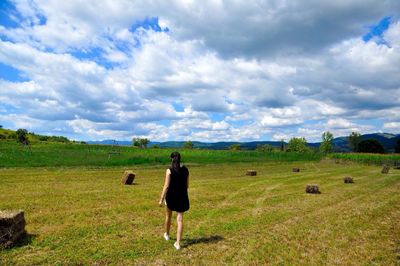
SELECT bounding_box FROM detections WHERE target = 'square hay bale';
[246,170,257,176]
[0,210,26,249]
[121,171,135,185]
[306,184,320,194]
[381,165,390,174]
[292,168,300,172]
[343,176,354,183]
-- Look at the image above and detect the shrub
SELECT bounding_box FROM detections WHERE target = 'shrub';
[256,144,274,152]
[395,139,400,153]
[357,139,385,154]
[229,144,241,151]
[183,141,194,149]
[8,133,17,140]
[38,136,49,141]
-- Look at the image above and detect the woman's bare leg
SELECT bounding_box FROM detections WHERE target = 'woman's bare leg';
[176,212,183,245]
[165,208,172,235]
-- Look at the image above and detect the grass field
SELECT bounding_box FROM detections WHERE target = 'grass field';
[329,152,400,166]
[0,141,323,167]
[1,160,399,265]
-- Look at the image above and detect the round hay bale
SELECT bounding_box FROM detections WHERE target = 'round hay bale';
[292,168,300,172]
[343,176,354,183]
[246,170,257,176]
[305,184,320,194]
[121,171,135,185]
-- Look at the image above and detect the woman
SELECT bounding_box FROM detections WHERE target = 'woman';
[159,151,190,250]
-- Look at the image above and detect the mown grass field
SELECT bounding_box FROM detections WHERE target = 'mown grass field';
[1,160,399,265]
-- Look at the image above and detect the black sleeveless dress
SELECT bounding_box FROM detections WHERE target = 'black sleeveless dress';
[166,166,190,212]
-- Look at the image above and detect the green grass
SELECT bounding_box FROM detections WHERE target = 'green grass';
[1,161,399,265]
[0,141,322,167]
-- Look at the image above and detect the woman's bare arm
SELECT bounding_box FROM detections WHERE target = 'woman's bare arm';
[159,169,171,206]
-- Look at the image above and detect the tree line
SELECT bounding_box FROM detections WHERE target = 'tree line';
[2,126,399,153]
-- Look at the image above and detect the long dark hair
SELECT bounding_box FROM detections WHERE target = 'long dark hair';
[170,151,181,171]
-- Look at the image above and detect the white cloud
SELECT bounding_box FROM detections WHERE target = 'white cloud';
[383,122,400,132]
[0,1,399,141]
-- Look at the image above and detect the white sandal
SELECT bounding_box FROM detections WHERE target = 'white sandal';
[174,242,181,250]
[163,233,170,241]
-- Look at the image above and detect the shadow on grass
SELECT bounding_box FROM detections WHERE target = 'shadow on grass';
[12,232,37,248]
[184,235,224,247]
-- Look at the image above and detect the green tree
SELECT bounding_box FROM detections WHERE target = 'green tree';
[229,144,241,151]
[132,138,150,148]
[395,139,400,153]
[16,128,29,145]
[183,141,194,149]
[287,137,308,152]
[280,139,285,151]
[319,131,334,154]
[348,132,361,152]
[140,138,149,148]
[0,125,3,129]
[132,138,141,148]
[357,139,385,154]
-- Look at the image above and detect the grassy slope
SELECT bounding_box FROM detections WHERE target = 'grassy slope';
[0,161,399,265]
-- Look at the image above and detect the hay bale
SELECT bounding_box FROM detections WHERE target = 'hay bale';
[343,176,354,183]
[381,165,390,174]
[121,171,135,185]
[246,170,257,176]
[0,210,26,249]
[292,168,300,172]
[305,184,320,194]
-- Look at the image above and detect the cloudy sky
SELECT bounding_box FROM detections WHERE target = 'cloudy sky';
[0,0,399,142]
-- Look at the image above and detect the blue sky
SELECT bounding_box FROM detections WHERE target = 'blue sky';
[0,0,399,142]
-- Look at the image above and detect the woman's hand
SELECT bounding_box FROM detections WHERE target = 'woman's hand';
[158,199,163,207]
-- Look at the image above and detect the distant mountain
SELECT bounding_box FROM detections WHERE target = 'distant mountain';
[87,140,284,150]
[87,140,132,146]
[87,133,400,152]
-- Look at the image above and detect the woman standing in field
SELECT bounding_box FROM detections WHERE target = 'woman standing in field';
[159,151,190,250]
